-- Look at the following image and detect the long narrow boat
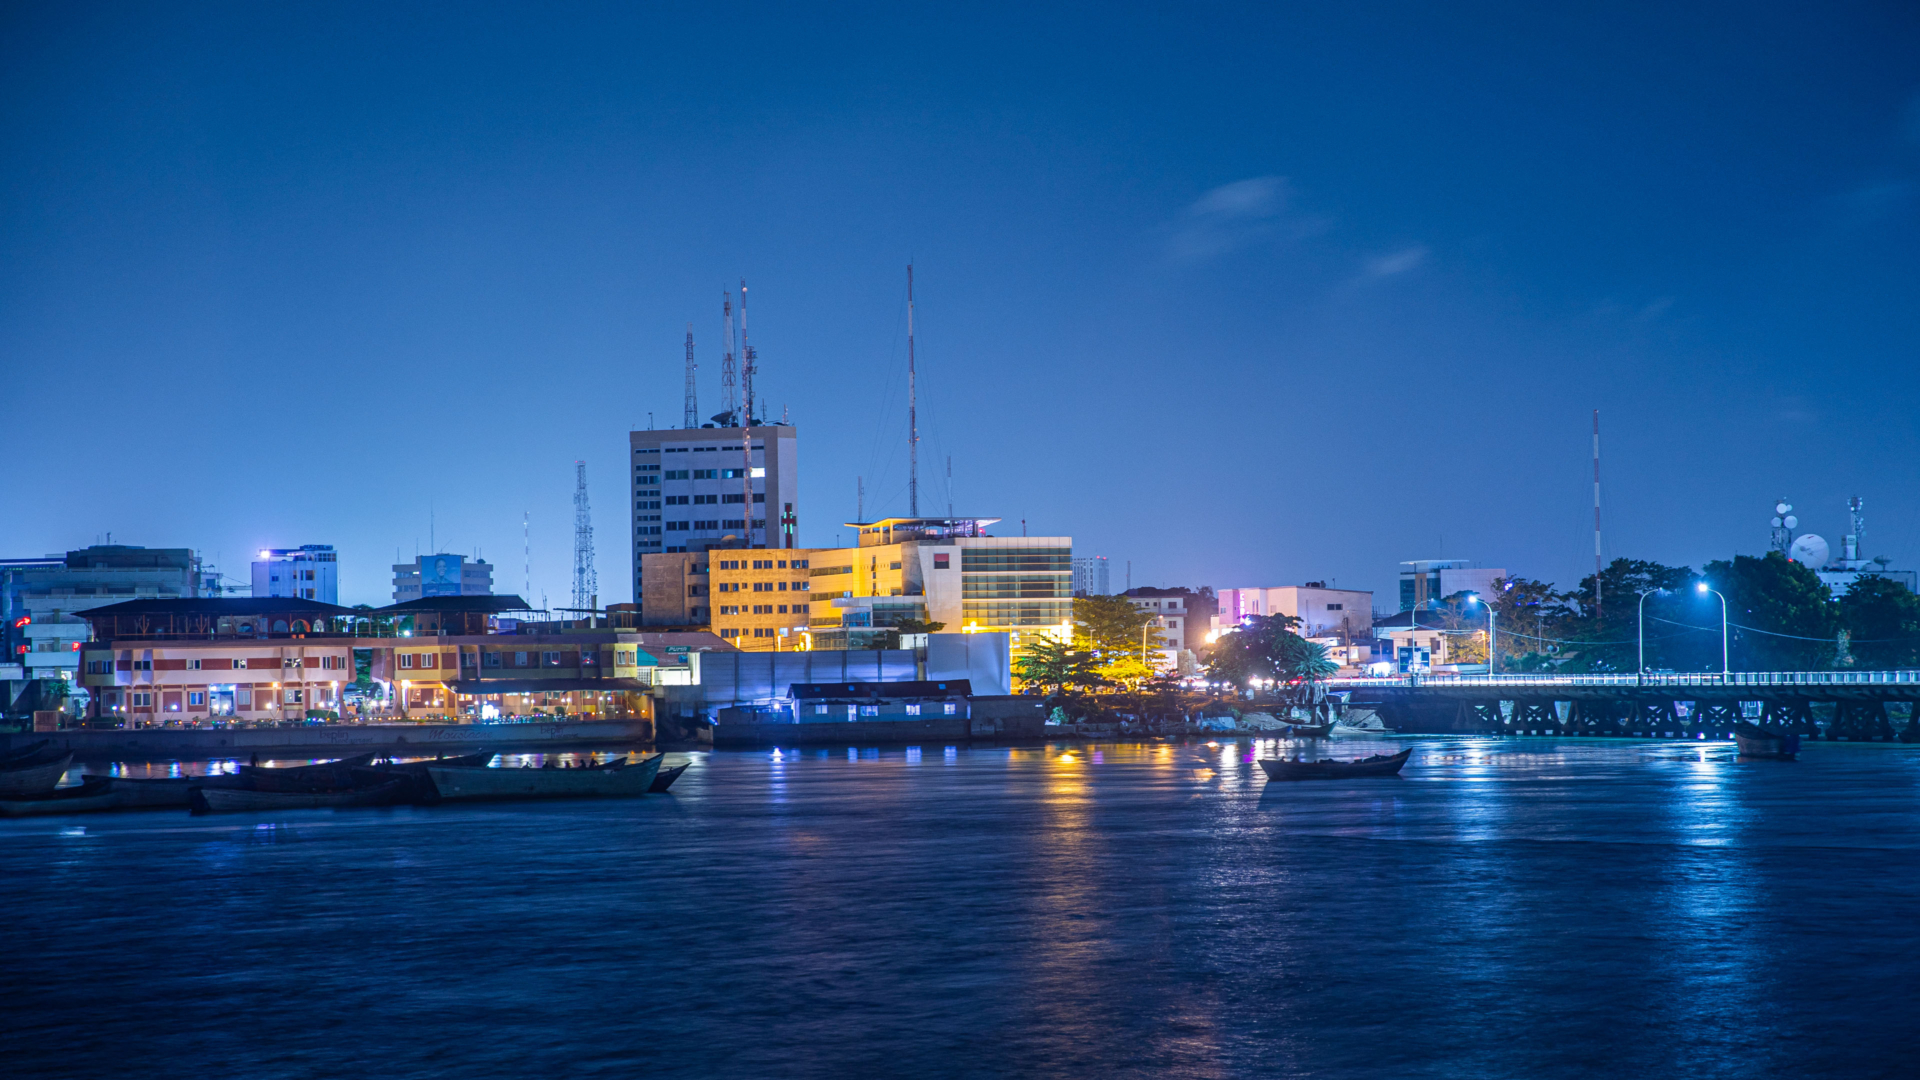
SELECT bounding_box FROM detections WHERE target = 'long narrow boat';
[0,739,51,766]
[649,761,690,793]
[1734,722,1800,760]
[426,753,663,802]
[349,751,496,803]
[0,750,76,797]
[1258,748,1413,781]
[190,778,408,814]
[0,777,121,817]
[86,772,251,808]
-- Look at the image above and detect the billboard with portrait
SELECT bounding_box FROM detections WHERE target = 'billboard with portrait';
[422,554,464,597]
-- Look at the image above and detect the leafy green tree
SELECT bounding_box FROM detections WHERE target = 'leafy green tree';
[1206,613,1332,685]
[1072,595,1161,660]
[1481,576,1575,670]
[1703,552,1837,671]
[1013,636,1102,695]
[1837,576,1920,670]
[1557,559,1702,672]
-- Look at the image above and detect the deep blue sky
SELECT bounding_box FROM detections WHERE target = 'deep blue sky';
[3,2,1917,608]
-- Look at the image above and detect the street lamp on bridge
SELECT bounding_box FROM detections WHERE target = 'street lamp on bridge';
[1637,588,1669,679]
[1696,581,1729,674]
[1465,594,1496,675]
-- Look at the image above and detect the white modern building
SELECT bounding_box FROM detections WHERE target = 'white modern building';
[1072,555,1110,597]
[1399,560,1507,611]
[392,554,495,603]
[0,545,204,682]
[1125,592,1187,670]
[252,545,338,604]
[1214,585,1374,640]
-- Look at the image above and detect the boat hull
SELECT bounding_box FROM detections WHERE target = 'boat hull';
[0,777,120,817]
[1258,748,1413,781]
[427,754,663,801]
[1735,729,1799,760]
[650,762,690,793]
[89,773,250,808]
[0,752,76,797]
[190,779,407,814]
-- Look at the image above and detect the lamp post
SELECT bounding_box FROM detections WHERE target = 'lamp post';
[1696,582,1729,675]
[1636,588,1668,679]
[1466,595,1497,676]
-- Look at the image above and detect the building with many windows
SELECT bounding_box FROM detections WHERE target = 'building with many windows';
[628,424,800,597]
[1399,560,1505,612]
[0,545,205,683]
[638,517,1072,653]
[252,544,338,604]
[1072,555,1110,597]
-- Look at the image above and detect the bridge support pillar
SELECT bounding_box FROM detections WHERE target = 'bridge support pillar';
[1692,700,1740,739]
[1761,698,1817,737]
[1829,699,1895,741]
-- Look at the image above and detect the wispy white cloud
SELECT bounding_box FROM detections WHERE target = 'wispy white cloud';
[1363,244,1428,278]
[1166,176,1328,262]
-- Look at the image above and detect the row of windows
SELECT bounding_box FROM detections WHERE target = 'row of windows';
[635,444,763,454]
[962,552,1073,572]
[718,627,786,638]
[807,703,957,716]
[960,600,1073,626]
[666,519,765,531]
[716,604,809,615]
[713,580,810,593]
[637,500,660,510]
[716,558,811,570]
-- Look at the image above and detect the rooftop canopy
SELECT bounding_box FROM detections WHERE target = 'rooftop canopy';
[78,597,358,641]
[842,517,1001,547]
[372,595,534,615]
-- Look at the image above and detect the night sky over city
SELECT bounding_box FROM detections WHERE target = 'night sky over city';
[4,3,1917,605]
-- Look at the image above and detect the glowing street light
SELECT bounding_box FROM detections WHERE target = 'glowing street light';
[1696,581,1729,674]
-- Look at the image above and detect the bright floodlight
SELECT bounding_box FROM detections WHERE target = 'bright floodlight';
[1696,582,1708,593]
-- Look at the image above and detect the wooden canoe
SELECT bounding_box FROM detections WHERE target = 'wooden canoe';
[650,762,690,793]
[1258,748,1413,781]
[190,778,409,814]
[0,739,52,766]
[0,750,76,797]
[0,777,120,817]
[426,754,663,802]
[88,772,251,808]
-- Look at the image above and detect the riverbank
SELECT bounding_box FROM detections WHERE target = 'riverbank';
[0,719,656,761]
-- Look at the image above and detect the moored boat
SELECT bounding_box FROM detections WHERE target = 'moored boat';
[650,761,690,792]
[0,777,121,817]
[87,772,251,808]
[426,753,663,802]
[1734,722,1799,760]
[0,749,76,797]
[1282,722,1332,737]
[1258,748,1413,781]
[190,778,409,814]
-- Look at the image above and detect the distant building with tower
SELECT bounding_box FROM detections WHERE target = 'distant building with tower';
[252,545,337,604]
[1771,496,1915,597]
[628,424,800,599]
[392,554,494,603]
[1072,555,1110,597]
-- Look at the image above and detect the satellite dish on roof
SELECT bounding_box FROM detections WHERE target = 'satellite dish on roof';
[1776,501,1792,515]
[1788,534,1829,568]
[1783,515,1798,530]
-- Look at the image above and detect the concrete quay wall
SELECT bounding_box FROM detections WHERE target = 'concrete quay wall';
[714,714,1048,747]
[0,720,654,761]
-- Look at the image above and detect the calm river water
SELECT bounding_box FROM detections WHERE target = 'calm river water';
[5,736,1918,1079]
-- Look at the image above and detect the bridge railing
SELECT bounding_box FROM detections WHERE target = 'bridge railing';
[1326,670,1920,691]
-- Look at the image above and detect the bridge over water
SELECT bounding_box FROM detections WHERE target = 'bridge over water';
[1328,671,1920,741]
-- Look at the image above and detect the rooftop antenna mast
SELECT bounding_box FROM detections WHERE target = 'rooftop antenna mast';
[946,456,953,517]
[572,461,597,612]
[523,511,530,602]
[682,324,697,429]
[907,264,919,517]
[717,292,737,426]
[1592,409,1603,618]
[857,476,865,523]
[740,280,757,426]
[739,280,756,542]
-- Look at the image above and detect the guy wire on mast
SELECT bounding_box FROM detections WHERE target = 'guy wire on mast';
[857,476,865,523]
[740,280,755,543]
[717,292,737,426]
[1592,409,1603,618]
[683,324,697,429]
[907,264,919,517]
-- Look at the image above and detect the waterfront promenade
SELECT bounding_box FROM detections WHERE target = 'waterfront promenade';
[5,737,1917,1078]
